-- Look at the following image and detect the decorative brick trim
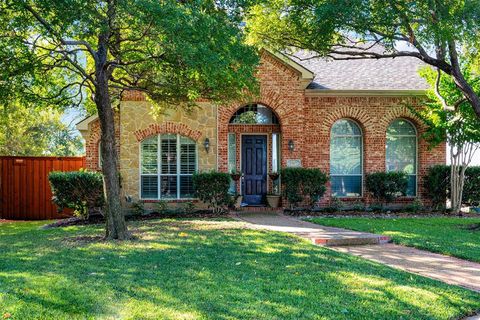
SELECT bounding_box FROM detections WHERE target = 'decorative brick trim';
[322,105,375,134]
[134,122,203,142]
[379,105,426,132]
[85,113,120,171]
[122,90,146,101]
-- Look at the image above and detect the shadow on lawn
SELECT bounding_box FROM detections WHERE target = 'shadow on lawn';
[0,219,479,319]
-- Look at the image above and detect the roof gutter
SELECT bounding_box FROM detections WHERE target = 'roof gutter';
[305,89,427,97]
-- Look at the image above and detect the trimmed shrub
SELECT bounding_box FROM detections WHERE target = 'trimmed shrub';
[281,168,328,208]
[464,166,480,207]
[192,171,231,213]
[424,165,480,208]
[365,172,408,205]
[424,165,450,210]
[49,170,104,219]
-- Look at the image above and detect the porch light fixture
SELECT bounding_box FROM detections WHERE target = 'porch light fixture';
[288,139,295,152]
[204,138,210,153]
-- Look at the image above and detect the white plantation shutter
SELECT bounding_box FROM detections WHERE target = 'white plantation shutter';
[140,134,197,199]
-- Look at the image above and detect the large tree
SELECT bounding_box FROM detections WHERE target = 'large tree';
[246,0,480,118]
[415,62,480,214]
[1,0,258,239]
[0,103,83,156]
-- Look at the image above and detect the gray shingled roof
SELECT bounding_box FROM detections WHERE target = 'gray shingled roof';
[291,49,430,91]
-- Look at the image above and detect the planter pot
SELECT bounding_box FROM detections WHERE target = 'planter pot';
[231,174,241,181]
[235,196,243,209]
[268,172,280,181]
[266,195,281,208]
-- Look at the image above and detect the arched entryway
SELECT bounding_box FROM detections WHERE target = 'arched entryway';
[227,103,281,206]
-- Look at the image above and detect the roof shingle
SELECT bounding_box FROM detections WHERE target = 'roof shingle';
[290,49,429,91]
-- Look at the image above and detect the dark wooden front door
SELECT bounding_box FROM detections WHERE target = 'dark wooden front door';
[242,135,267,205]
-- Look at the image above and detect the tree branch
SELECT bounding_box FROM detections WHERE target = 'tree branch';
[22,3,97,85]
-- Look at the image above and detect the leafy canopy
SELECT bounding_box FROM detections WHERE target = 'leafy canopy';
[246,0,480,118]
[1,0,259,109]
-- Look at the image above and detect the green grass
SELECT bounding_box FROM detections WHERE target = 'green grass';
[308,217,480,263]
[0,219,479,320]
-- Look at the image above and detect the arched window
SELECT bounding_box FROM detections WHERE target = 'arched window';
[330,119,363,197]
[140,134,197,199]
[386,119,417,196]
[230,104,279,124]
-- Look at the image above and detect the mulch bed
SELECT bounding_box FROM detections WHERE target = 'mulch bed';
[283,208,479,219]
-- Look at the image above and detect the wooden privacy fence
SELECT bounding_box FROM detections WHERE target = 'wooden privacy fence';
[0,156,86,220]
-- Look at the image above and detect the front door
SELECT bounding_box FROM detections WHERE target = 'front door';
[242,135,267,205]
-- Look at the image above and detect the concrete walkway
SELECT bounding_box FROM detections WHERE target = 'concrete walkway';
[235,212,480,293]
[236,212,391,246]
[335,244,480,292]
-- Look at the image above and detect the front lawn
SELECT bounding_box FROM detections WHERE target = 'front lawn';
[0,219,479,319]
[308,217,480,262]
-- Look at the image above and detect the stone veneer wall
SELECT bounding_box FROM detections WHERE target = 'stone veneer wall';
[119,101,217,201]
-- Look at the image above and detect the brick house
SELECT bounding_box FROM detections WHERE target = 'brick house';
[76,50,445,208]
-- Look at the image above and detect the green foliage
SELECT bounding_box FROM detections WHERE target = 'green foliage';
[246,0,480,119]
[365,172,408,205]
[1,0,260,109]
[404,199,424,214]
[180,201,196,215]
[424,165,480,207]
[281,168,328,207]
[155,200,169,214]
[48,170,104,219]
[192,171,231,213]
[131,201,146,216]
[464,167,480,207]
[415,66,480,148]
[351,200,366,212]
[424,165,450,210]
[0,103,83,156]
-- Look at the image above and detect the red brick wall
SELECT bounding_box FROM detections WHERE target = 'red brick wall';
[217,51,446,205]
[85,111,120,171]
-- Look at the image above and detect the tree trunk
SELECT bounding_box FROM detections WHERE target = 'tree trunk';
[94,33,129,240]
[450,145,461,215]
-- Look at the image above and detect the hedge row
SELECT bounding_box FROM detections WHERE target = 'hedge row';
[425,165,480,208]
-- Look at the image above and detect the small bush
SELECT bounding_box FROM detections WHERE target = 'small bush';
[424,165,480,208]
[155,200,169,214]
[180,201,196,214]
[131,201,146,216]
[192,171,231,213]
[351,200,366,212]
[404,198,424,214]
[49,170,104,219]
[365,172,408,205]
[281,168,328,208]
[464,166,480,207]
[424,165,450,210]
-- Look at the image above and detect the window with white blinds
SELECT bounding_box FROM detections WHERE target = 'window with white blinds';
[140,134,197,199]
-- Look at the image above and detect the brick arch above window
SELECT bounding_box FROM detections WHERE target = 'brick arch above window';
[323,106,373,135]
[379,106,425,133]
[134,122,202,142]
[219,89,290,124]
